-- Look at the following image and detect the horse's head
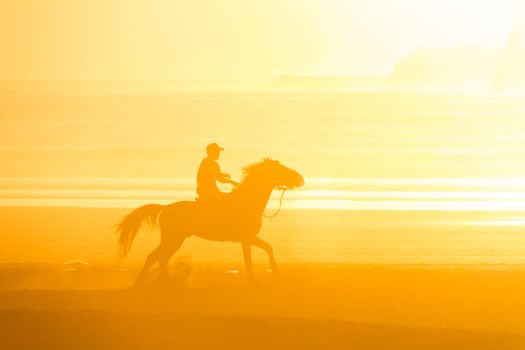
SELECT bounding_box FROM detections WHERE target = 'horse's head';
[242,158,304,190]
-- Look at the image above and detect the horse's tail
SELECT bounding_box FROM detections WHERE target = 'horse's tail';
[117,204,164,257]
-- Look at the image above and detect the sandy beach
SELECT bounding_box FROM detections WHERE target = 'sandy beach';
[1,263,524,349]
[2,310,523,350]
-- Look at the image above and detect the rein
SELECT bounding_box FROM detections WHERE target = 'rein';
[262,187,289,219]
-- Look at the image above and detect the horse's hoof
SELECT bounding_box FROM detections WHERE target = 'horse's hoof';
[126,284,144,294]
[130,277,148,290]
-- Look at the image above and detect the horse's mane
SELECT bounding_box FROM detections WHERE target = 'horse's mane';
[241,158,278,180]
[232,158,279,191]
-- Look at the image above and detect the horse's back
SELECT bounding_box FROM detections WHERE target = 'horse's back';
[158,198,260,242]
[164,200,195,211]
[158,200,195,228]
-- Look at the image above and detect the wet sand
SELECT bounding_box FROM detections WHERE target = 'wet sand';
[2,206,525,266]
[0,264,524,349]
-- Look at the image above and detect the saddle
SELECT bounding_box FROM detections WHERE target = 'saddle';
[195,193,233,217]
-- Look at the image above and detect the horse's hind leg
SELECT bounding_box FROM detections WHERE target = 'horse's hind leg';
[157,234,185,280]
[135,245,162,286]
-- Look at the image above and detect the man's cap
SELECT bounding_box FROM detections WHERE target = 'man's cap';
[206,143,224,153]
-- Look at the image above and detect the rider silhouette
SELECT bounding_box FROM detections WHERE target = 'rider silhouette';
[196,143,238,201]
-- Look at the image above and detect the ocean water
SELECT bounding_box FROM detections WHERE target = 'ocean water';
[1,89,525,265]
[3,91,525,180]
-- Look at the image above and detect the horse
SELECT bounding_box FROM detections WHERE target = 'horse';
[117,159,304,286]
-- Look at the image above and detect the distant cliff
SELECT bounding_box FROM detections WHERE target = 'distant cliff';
[390,46,501,91]
[265,46,506,93]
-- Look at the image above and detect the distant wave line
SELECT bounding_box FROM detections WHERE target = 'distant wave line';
[2,189,525,202]
[3,177,525,190]
[3,198,525,211]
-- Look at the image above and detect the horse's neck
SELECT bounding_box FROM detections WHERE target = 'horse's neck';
[235,177,273,216]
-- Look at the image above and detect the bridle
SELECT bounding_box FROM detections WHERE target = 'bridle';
[262,186,290,219]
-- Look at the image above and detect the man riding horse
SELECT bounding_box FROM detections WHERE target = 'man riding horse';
[118,155,304,286]
[196,143,238,202]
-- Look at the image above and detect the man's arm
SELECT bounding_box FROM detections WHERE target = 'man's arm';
[213,162,238,186]
[217,173,238,186]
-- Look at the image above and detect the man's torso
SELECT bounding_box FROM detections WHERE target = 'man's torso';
[196,157,220,197]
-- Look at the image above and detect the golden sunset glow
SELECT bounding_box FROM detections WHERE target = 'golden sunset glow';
[2,1,525,349]
[0,0,520,80]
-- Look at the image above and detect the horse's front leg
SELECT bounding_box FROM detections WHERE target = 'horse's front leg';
[242,241,256,286]
[252,237,278,281]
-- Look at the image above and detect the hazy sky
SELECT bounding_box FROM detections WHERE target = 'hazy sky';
[0,0,519,81]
